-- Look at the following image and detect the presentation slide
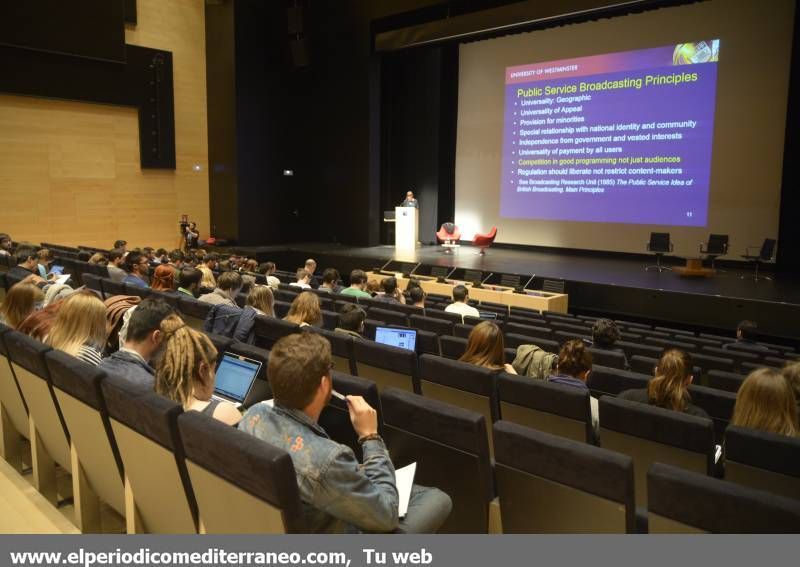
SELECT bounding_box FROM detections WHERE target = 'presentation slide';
[501,42,719,226]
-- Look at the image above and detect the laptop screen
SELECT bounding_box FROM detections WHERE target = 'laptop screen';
[478,311,498,320]
[375,327,417,352]
[214,353,262,402]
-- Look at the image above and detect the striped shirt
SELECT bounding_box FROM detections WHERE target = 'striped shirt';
[77,345,103,366]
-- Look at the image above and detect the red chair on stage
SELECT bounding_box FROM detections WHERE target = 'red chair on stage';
[472,227,497,255]
[436,223,462,253]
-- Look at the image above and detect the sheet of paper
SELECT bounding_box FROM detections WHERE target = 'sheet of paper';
[53,274,71,285]
[395,462,416,518]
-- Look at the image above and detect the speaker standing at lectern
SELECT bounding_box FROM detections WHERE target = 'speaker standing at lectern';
[401,191,418,208]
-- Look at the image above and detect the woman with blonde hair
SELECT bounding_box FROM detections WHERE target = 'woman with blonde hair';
[247,285,275,317]
[459,321,516,374]
[732,368,797,437]
[150,264,176,292]
[781,361,800,416]
[46,291,106,366]
[284,291,321,327]
[88,252,108,266]
[197,263,217,293]
[619,349,709,417]
[0,283,44,328]
[154,315,241,425]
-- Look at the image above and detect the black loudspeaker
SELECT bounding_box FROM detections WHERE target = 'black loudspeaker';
[290,37,309,67]
[287,6,304,34]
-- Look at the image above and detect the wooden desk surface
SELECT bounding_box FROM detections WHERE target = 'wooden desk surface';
[366,271,568,313]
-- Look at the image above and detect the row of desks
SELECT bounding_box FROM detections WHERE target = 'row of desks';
[368,271,568,314]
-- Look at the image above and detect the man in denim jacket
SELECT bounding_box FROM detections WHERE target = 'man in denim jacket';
[239,333,451,533]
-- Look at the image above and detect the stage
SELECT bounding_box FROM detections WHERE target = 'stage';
[220,242,800,342]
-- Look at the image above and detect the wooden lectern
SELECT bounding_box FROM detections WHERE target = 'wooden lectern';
[395,206,418,251]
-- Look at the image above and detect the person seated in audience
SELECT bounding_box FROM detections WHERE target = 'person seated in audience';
[154,314,241,426]
[284,291,321,327]
[444,285,480,322]
[113,240,127,253]
[176,267,202,298]
[618,349,709,418]
[590,318,629,369]
[36,249,54,279]
[240,273,256,295]
[292,268,312,289]
[247,285,275,317]
[319,268,342,293]
[150,264,177,292]
[197,253,218,288]
[408,286,426,309]
[168,249,186,270]
[238,333,452,533]
[104,295,141,354]
[305,258,317,277]
[88,252,108,266]
[781,362,800,417]
[723,320,771,352]
[365,279,381,296]
[243,258,258,274]
[0,282,44,328]
[731,368,798,437]
[459,321,517,374]
[142,247,155,262]
[259,261,281,289]
[99,298,173,388]
[335,304,366,339]
[0,233,12,256]
[107,248,127,282]
[199,271,242,307]
[7,245,46,287]
[122,251,150,288]
[341,269,372,299]
[17,299,62,341]
[374,276,406,304]
[43,283,74,307]
[548,339,599,433]
[46,291,106,366]
[155,248,169,264]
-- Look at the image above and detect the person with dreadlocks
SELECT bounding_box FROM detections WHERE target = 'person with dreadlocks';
[154,314,241,425]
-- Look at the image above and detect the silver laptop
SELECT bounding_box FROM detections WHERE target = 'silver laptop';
[212,352,263,408]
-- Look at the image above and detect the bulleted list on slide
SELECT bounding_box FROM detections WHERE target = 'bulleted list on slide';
[500,41,719,226]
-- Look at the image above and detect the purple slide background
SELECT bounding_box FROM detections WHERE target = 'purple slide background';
[499,53,719,226]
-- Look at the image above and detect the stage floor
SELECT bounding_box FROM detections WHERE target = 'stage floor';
[224,242,800,339]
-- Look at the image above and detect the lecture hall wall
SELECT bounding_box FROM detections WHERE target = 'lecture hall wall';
[0,0,209,252]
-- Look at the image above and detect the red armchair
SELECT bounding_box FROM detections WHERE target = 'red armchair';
[472,227,497,255]
[436,223,461,243]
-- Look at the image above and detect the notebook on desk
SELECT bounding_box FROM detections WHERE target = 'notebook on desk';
[212,353,264,408]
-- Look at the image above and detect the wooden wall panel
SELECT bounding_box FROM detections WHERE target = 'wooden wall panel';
[0,0,209,251]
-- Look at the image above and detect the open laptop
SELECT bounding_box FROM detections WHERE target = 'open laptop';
[375,326,417,352]
[478,310,498,320]
[212,352,264,408]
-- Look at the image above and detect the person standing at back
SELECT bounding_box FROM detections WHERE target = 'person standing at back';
[444,285,480,322]
[238,333,451,533]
